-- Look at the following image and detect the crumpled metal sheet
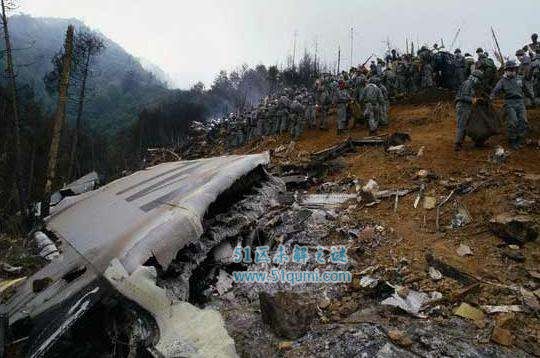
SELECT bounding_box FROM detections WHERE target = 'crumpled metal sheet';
[381,288,442,317]
[299,193,357,208]
[47,153,270,274]
[61,171,99,195]
[6,153,269,357]
[50,171,100,206]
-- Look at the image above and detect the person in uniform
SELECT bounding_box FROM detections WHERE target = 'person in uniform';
[335,80,351,135]
[453,49,466,87]
[490,61,533,149]
[454,70,483,151]
[359,78,385,135]
[527,33,540,58]
[516,49,534,107]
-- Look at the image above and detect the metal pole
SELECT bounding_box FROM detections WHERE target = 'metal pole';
[292,30,298,68]
[350,27,353,68]
[337,45,341,74]
[314,36,318,73]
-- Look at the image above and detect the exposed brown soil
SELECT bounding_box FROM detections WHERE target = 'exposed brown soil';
[233,100,540,354]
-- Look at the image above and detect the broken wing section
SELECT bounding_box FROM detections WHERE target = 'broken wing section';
[45,153,270,274]
[6,153,269,357]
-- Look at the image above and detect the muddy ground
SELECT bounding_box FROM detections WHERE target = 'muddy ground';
[218,100,540,357]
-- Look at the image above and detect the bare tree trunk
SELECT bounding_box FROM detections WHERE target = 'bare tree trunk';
[27,143,35,200]
[90,136,96,171]
[1,0,25,212]
[44,25,74,202]
[67,49,91,180]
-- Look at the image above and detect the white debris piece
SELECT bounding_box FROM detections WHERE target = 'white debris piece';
[387,145,406,154]
[423,196,436,210]
[417,169,429,178]
[490,146,508,163]
[214,269,234,296]
[213,242,235,264]
[299,193,356,208]
[360,179,380,204]
[456,244,473,257]
[362,179,379,193]
[32,231,60,261]
[360,265,380,275]
[514,198,535,209]
[428,267,443,281]
[1,262,23,275]
[360,276,379,288]
[481,305,524,314]
[381,287,440,317]
[451,205,472,228]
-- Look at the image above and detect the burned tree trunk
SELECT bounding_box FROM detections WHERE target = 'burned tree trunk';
[1,0,25,212]
[67,31,105,180]
[68,50,90,180]
[44,25,74,202]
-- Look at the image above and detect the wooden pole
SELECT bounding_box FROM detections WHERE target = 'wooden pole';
[44,25,74,203]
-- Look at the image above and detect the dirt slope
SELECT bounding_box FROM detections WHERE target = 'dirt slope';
[232,100,540,355]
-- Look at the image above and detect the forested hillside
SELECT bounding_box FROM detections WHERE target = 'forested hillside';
[2,14,169,134]
[0,13,319,228]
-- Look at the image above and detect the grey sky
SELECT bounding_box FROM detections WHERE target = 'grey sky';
[17,0,539,89]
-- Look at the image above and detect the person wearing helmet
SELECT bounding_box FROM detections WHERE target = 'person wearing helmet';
[420,54,434,88]
[382,64,397,98]
[516,49,534,106]
[303,95,316,130]
[369,61,377,75]
[229,115,242,148]
[376,58,385,75]
[359,79,385,135]
[475,50,497,95]
[476,47,484,60]
[453,49,466,86]
[490,60,534,149]
[378,79,390,126]
[528,49,540,106]
[404,55,419,94]
[391,49,398,62]
[234,113,243,147]
[289,97,305,140]
[453,70,484,151]
[418,45,430,59]
[395,59,408,95]
[528,33,540,58]
[266,99,277,135]
[463,53,475,78]
[255,106,266,138]
[277,95,290,135]
[244,110,254,142]
[319,77,332,130]
[335,80,351,135]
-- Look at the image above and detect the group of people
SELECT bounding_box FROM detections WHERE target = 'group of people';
[205,33,540,151]
[455,33,540,150]
[215,68,393,148]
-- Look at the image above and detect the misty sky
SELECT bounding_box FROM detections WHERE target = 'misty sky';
[17,0,539,89]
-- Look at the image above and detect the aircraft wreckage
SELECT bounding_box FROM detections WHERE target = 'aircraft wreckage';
[4,153,273,357]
